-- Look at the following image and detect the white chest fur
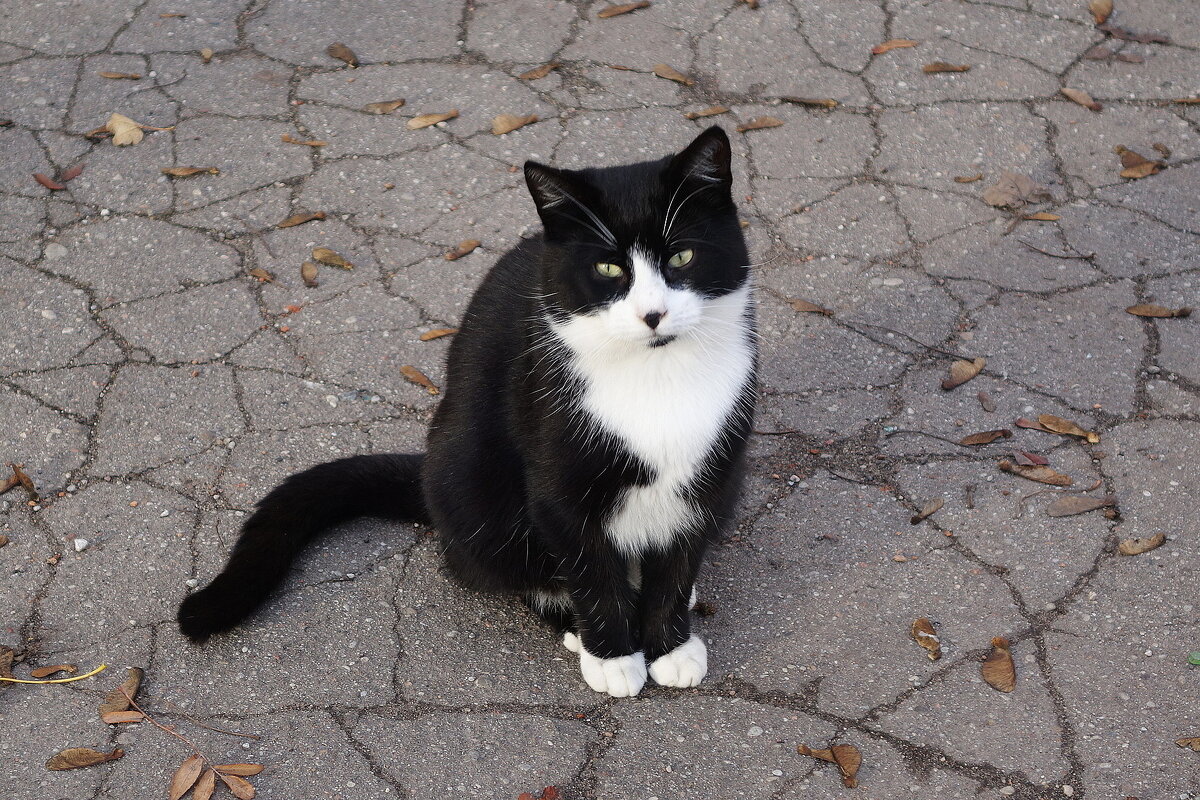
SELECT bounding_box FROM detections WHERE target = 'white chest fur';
[551,286,754,553]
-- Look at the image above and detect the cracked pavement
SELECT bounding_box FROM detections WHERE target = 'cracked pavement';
[1,0,1198,798]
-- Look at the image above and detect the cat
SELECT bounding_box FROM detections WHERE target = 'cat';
[177,125,757,698]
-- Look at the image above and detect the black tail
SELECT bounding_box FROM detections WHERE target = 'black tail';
[178,453,427,641]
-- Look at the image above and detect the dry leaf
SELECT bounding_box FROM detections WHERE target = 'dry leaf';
[9,463,36,497]
[1014,417,1053,434]
[199,48,214,63]
[923,62,971,73]
[300,261,319,287]
[684,105,729,119]
[29,664,77,678]
[161,166,219,177]
[797,744,862,788]
[275,211,326,228]
[444,239,481,260]
[1060,87,1102,112]
[778,96,838,108]
[363,99,406,114]
[34,173,67,190]
[982,171,1052,208]
[280,134,327,146]
[60,163,84,182]
[1099,22,1169,43]
[1089,0,1113,25]
[407,110,458,130]
[1115,146,1164,179]
[98,667,143,716]
[1175,737,1200,751]
[1046,495,1114,517]
[220,774,256,800]
[981,636,1016,692]
[420,328,458,341]
[1174,98,1200,105]
[798,744,837,764]
[1037,414,1100,443]
[653,63,693,85]
[400,365,440,394]
[492,113,538,135]
[910,497,944,524]
[519,63,560,80]
[1152,143,1171,158]
[1012,449,1049,466]
[999,460,1073,486]
[597,1,649,18]
[872,38,919,54]
[194,769,217,800]
[98,71,141,79]
[214,764,265,776]
[736,116,784,133]
[100,710,145,724]
[170,755,205,800]
[788,297,833,315]
[959,429,1012,446]
[1023,211,1061,221]
[1118,532,1165,556]
[954,173,984,183]
[312,247,353,269]
[941,357,985,390]
[911,617,942,660]
[47,747,125,771]
[326,42,358,67]
[105,112,144,146]
[977,391,997,412]
[1126,304,1191,318]
[248,267,275,282]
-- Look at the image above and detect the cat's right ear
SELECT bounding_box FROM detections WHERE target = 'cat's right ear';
[524,161,578,219]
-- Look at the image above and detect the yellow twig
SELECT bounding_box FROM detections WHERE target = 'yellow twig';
[0,663,107,684]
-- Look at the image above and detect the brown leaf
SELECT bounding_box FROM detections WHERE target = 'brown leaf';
[220,773,257,800]
[98,71,142,79]
[60,163,84,182]
[106,112,144,146]
[34,173,67,190]
[736,116,784,133]
[597,1,649,18]
[312,247,354,269]
[47,747,125,771]
[280,134,327,146]
[1089,0,1113,24]
[161,166,219,177]
[778,96,838,108]
[977,391,996,412]
[923,62,971,73]
[999,460,1073,486]
[683,105,730,119]
[1175,737,1200,751]
[1115,146,1164,179]
[911,617,942,661]
[1060,87,1102,111]
[300,261,319,287]
[788,297,833,315]
[214,764,265,777]
[1014,417,1052,433]
[29,664,77,678]
[98,667,143,716]
[797,744,837,764]
[100,710,145,724]
[954,173,984,183]
[982,171,1052,208]
[1084,44,1113,59]
[1098,22,1170,43]
[407,110,459,130]
[248,267,275,283]
[831,744,862,788]
[170,755,205,800]
[1022,211,1061,221]
[1046,494,1115,517]
[445,239,481,260]
[1151,142,1171,158]
[400,365,440,394]
[872,38,919,54]
[275,211,326,228]
[1012,450,1049,466]
[653,63,693,85]
[326,42,358,67]
[492,113,538,135]
[363,99,406,114]
[941,357,985,390]
[959,429,1012,446]
[0,534,9,548]
[910,497,944,524]
[9,463,36,498]
[981,636,1016,692]
[1037,414,1100,443]
[1126,304,1192,318]
[1117,52,1145,64]
[199,48,214,64]
[194,769,217,800]
[1174,97,1200,104]
[519,63,560,81]
[1118,532,1166,556]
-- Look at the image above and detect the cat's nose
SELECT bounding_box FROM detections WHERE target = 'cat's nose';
[642,311,664,330]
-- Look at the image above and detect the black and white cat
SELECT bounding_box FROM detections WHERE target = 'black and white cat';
[178,126,757,698]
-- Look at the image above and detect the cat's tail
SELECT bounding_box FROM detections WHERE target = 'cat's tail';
[177,453,427,642]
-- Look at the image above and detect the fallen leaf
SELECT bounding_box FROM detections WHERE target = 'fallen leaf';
[1089,0,1113,24]
[740,0,759,7]
[300,261,319,287]
[797,744,862,788]
[1118,532,1165,556]
[1126,304,1191,318]
[1117,53,1145,64]
[275,211,326,228]
[1046,495,1115,517]
[0,534,8,548]
[999,460,1073,486]
[1012,450,1049,466]
[1023,211,1061,221]
[798,744,837,763]
[519,63,560,80]
[400,365,440,394]
[1037,413,1100,443]
[47,748,125,771]
[444,239,481,260]
[248,267,275,282]
[29,664,77,678]
[419,328,458,342]
[597,1,649,18]
[160,12,186,18]
[60,163,84,182]
[326,42,358,67]
[1115,145,1164,179]
[1098,22,1170,43]
[1014,417,1052,433]
[98,71,141,79]
[280,134,327,146]
[910,497,944,524]
[541,788,560,800]
[1174,98,1200,104]
[220,773,256,800]
[1175,737,1200,751]
[312,247,354,269]
[200,48,214,63]
[954,173,984,183]
[911,617,942,660]
[788,298,833,315]
[959,429,1012,446]
[941,357,986,390]
[161,166,219,177]
[778,96,838,108]
[8,463,36,498]
[736,116,784,133]
[1084,44,1113,59]
[34,173,67,190]
[982,171,1052,208]
[981,636,1016,692]
[653,63,693,85]
[363,99,406,114]
[407,110,458,130]
[1060,87,1102,111]
[170,755,205,800]
[684,105,730,119]
[1151,142,1171,158]
[194,769,217,800]
[492,113,538,135]
[98,667,143,715]
[977,391,997,412]
[214,764,265,776]
[100,710,145,724]
[923,62,971,73]
[872,38,919,54]
[105,112,144,146]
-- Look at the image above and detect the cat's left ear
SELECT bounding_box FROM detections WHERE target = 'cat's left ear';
[668,126,733,187]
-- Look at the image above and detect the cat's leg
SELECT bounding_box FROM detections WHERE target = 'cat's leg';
[566,547,647,697]
[638,543,708,688]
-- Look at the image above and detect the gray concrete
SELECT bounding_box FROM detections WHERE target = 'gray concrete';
[1,0,1197,798]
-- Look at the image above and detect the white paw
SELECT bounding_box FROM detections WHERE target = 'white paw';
[562,630,581,654]
[649,635,708,688]
[579,648,646,697]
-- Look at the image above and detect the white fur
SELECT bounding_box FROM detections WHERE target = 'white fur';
[550,252,753,555]
[649,634,707,687]
[562,630,581,653]
[579,647,647,697]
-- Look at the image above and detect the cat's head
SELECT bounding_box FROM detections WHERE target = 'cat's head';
[524,126,750,350]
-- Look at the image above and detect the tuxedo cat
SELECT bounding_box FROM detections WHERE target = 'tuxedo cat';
[178,126,757,697]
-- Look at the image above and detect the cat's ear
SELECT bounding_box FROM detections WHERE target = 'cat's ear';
[668,126,732,186]
[524,161,580,217]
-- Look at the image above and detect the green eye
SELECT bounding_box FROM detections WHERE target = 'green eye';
[668,249,694,268]
[594,262,624,278]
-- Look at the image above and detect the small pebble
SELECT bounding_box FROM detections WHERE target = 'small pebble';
[73,538,89,552]
[1063,786,1074,797]
[999,787,1016,796]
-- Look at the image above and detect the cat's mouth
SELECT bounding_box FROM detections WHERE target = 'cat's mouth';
[647,334,677,348]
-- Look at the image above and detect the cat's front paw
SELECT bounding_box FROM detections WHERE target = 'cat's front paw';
[649,635,707,688]
[579,648,646,697]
